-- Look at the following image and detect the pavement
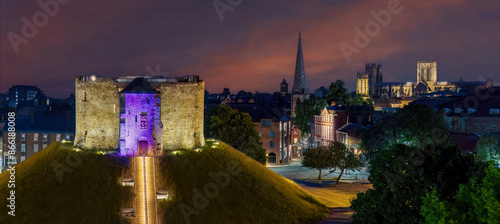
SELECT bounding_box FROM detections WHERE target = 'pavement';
[267,160,372,224]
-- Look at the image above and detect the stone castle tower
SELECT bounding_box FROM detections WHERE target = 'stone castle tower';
[74,75,204,154]
[291,32,309,117]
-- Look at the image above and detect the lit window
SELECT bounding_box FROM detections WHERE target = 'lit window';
[468,108,476,114]
[65,135,70,140]
[43,134,48,142]
[259,131,263,137]
[21,156,25,162]
[21,144,25,152]
[262,121,266,127]
[43,144,47,149]
[267,120,271,126]
[490,108,499,114]
[140,114,147,129]
[270,131,274,138]
[21,133,26,141]
[455,108,462,114]
[34,133,38,141]
[56,134,61,141]
[34,145,38,152]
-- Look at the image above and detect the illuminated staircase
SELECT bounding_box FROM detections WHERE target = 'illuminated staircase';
[134,156,158,224]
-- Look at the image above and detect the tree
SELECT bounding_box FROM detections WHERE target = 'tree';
[352,94,374,107]
[421,164,499,224]
[330,142,363,185]
[301,146,334,180]
[208,104,266,164]
[360,104,450,160]
[476,135,500,164]
[293,98,327,137]
[351,143,481,223]
[325,80,351,105]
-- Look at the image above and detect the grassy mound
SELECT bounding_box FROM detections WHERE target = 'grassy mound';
[157,141,329,224]
[0,142,133,224]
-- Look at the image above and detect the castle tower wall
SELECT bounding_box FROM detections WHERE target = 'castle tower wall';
[160,80,205,150]
[121,93,156,156]
[74,76,120,150]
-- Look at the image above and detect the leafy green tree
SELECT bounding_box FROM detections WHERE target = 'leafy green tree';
[301,146,334,180]
[293,98,327,137]
[325,80,351,105]
[476,135,500,164]
[208,104,266,164]
[330,142,363,185]
[421,164,499,224]
[360,104,449,159]
[352,94,374,107]
[351,143,479,224]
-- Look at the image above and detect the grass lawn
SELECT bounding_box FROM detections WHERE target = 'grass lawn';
[157,141,330,224]
[0,142,134,224]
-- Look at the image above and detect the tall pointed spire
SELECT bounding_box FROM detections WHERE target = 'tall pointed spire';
[292,32,308,95]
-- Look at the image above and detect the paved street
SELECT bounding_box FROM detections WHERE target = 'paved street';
[268,160,372,224]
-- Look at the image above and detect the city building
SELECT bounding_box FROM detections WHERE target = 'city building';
[291,32,309,117]
[356,61,492,99]
[228,104,295,165]
[434,87,500,135]
[310,104,375,148]
[314,86,328,98]
[74,75,205,155]
[1,115,75,170]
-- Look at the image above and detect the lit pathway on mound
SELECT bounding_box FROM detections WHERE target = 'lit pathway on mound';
[134,156,158,224]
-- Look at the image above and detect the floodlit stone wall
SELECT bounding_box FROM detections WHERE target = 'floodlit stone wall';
[160,81,205,150]
[74,76,120,150]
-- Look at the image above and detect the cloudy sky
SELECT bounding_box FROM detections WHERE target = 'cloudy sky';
[1,0,500,98]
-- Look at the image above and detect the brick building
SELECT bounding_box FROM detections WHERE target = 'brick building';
[228,104,295,165]
[311,104,375,148]
[1,115,74,170]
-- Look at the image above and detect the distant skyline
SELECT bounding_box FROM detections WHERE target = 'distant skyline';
[2,0,500,98]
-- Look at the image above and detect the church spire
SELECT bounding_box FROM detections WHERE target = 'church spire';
[292,32,308,95]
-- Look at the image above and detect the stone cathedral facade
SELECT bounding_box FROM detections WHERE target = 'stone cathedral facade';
[74,75,204,155]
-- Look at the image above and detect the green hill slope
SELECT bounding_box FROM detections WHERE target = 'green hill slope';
[0,142,133,224]
[157,141,329,224]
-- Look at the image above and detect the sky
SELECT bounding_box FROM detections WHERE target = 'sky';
[1,0,500,98]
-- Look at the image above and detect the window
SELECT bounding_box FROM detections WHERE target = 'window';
[468,108,476,114]
[21,156,25,162]
[270,141,274,148]
[21,133,26,141]
[259,131,262,137]
[262,121,266,127]
[267,120,271,126]
[43,144,47,149]
[34,99,38,106]
[34,133,38,141]
[43,134,48,142]
[140,113,147,129]
[34,144,38,152]
[294,130,298,135]
[135,115,138,122]
[270,131,274,138]
[490,108,500,114]
[56,134,61,141]
[147,98,150,104]
[65,135,70,140]
[455,108,462,113]
[11,157,17,165]
[21,144,25,152]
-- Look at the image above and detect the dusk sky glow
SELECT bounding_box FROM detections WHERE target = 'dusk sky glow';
[1,0,500,98]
